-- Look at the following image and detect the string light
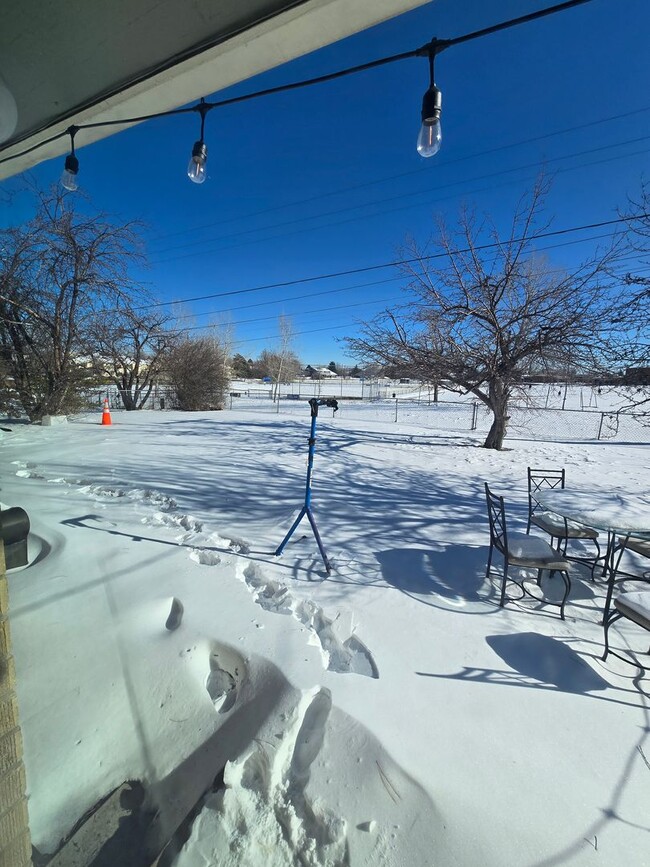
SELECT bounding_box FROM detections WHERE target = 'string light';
[60,127,79,191]
[417,42,443,158]
[187,98,209,184]
[0,0,594,188]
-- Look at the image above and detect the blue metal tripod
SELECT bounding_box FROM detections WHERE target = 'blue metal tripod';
[275,397,338,574]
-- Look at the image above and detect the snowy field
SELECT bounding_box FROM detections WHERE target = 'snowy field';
[228,380,647,413]
[228,384,650,445]
[3,407,650,866]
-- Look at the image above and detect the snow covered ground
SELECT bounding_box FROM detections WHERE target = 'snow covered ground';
[2,407,650,866]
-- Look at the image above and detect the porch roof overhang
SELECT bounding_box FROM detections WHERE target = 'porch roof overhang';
[0,0,430,180]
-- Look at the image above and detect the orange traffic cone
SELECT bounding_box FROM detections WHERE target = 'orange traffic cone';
[101,397,112,426]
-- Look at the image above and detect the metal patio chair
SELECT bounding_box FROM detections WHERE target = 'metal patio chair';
[602,589,650,670]
[616,535,650,567]
[485,483,571,619]
[527,467,601,568]
[601,534,650,625]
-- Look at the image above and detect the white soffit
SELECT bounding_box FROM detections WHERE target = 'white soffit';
[0,0,431,180]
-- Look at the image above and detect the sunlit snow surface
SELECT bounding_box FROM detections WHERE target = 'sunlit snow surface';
[2,401,650,866]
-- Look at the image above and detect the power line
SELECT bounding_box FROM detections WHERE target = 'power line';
[147,143,649,264]
[148,134,650,260]
[149,103,650,245]
[173,260,650,335]
[221,270,650,349]
[0,0,596,167]
[171,230,639,324]
[229,321,358,348]
[170,274,407,322]
[137,213,642,311]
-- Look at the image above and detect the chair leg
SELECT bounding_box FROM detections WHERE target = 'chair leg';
[486,543,493,580]
[500,559,508,607]
[602,610,624,661]
[591,538,601,582]
[559,570,571,621]
[536,568,543,587]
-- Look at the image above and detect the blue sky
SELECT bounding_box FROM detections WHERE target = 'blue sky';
[4,0,650,365]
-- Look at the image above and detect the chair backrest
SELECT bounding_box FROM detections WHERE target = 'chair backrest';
[527,467,565,517]
[485,483,508,554]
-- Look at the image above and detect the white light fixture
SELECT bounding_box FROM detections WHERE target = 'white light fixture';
[60,127,79,190]
[417,47,442,158]
[187,99,209,184]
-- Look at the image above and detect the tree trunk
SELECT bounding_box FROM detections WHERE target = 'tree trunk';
[483,411,508,450]
[482,379,509,450]
[118,386,137,410]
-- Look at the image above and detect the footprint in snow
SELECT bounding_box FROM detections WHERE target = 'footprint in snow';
[205,644,248,714]
[190,549,221,566]
[290,688,332,785]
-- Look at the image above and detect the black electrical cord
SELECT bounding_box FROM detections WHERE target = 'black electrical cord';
[0,0,596,167]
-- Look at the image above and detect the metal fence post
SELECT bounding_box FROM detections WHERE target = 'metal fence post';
[597,413,605,440]
[471,401,478,431]
[394,399,398,422]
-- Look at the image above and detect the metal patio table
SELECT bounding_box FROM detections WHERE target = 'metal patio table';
[535,488,650,620]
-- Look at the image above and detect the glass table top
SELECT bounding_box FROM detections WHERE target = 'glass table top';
[535,488,650,537]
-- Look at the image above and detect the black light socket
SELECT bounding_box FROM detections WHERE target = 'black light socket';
[421,85,442,124]
[191,140,207,162]
[64,153,79,175]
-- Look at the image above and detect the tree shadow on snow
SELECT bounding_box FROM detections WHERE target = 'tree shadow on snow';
[375,545,495,613]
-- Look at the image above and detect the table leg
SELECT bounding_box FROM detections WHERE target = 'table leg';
[601,532,616,625]
[601,532,630,625]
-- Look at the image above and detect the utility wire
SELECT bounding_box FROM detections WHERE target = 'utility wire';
[149,102,650,244]
[229,321,360,348]
[170,231,643,323]
[0,0,596,167]
[136,213,644,311]
[149,133,650,259]
[148,145,650,265]
[165,258,650,332]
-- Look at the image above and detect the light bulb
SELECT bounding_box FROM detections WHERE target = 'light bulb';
[60,153,79,191]
[187,140,207,184]
[417,83,442,158]
[417,119,442,158]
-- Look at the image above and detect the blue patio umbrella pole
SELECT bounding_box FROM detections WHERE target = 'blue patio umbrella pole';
[275,397,338,573]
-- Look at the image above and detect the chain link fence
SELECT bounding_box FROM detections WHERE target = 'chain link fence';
[88,386,175,411]
[228,394,650,444]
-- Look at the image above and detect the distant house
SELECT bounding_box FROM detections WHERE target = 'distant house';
[316,367,338,378]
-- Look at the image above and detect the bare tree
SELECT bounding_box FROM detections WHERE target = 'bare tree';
[347,181,620,449]
[254,316,301,399]
[84,303,177,410]
[257,348,301,395]
[273,315,300,400]
[166,333,229,411]
[0,186,143,421]
[595,182,650,414]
